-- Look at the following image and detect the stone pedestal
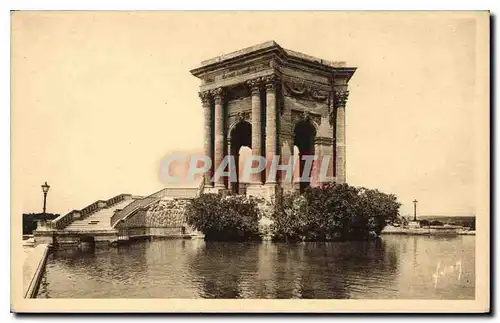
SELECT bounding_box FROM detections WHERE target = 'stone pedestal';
[203,186,225,194]
[246,183,281,202]
[246,184,267,199]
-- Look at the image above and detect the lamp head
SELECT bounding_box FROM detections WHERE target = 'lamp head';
[41,181,50,194]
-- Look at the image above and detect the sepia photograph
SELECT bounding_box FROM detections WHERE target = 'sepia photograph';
[10,10,490,313]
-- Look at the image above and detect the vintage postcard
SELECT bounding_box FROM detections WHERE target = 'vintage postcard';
[11,11,490,313]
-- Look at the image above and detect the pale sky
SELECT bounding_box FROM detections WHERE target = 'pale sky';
[12,11,487,217]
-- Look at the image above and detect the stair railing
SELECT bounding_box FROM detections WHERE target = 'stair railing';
[110,188,170,228]
[51,193,130,230]
[110,180,204,228]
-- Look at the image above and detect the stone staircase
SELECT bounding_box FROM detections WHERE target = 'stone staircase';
[64,199,133,232]
[111,179,205,228]
[33,178,207,245]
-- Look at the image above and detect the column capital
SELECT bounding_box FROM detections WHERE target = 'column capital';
[210,87,225,103]
[198,90,212,106]
[333,89,349,108]
[263,74,278,91]
[247,77,262,95]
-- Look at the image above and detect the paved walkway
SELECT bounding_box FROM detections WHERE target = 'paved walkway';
[22,244,49,298]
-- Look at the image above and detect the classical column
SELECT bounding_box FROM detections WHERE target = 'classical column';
[227,138,233,192]
[320,139,334,185]
[279,134,293,190]
[212,87,225,188]
[311,140,321,187]
[264,75,277,184]
[334,88,349,183]
[247,77,262,184]
[199,91,213,186]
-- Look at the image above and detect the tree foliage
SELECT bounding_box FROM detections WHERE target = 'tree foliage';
[270,183,401,242]
[270,191,308,242]
[186,193,262,241]
[186,183,401,242]
[23,213,60,235]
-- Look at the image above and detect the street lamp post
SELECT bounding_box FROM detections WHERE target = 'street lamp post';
[413,199,418,222]
[41,181,50,222]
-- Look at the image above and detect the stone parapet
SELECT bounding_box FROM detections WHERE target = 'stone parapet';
[23,244,50,298]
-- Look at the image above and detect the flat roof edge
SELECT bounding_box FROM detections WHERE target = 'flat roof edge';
[191,41,356,77]
[200,41,279,66]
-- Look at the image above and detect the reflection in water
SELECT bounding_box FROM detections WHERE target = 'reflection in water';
[37,236,475,299]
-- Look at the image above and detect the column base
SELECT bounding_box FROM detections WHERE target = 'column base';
[204,186,225,194]
[246,183,281,202]
[317,180,336,187]
[335,177,345,184]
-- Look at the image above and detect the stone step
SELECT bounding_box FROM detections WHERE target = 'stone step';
[66,226,110,229]
[64,199,131,231]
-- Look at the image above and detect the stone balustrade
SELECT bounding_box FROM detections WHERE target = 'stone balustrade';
[110,196,158,228]
[112,178,205,229]
[150,187,199,199]
[51,193,130,230]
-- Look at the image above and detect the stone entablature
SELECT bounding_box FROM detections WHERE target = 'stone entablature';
[191,41,355,92]
[200,41,347,68]
[191,41,356,197]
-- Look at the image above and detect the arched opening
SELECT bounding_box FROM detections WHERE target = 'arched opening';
[79,235,96,251]
[229,121,252,194]
[293,120,317,192]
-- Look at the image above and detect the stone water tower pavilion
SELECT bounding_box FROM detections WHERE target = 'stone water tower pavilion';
[191,41,356,199]
[33,41,357,245]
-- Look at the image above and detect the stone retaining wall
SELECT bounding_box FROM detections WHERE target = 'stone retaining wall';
[117,199,191,229]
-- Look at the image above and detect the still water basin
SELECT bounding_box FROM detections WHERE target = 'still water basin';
[37,235,475,299]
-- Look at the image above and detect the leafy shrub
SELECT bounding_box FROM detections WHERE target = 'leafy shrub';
[270,183,401,242]
[186,193,262,241]
[270,191,308,242]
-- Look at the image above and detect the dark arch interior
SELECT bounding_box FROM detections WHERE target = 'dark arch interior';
[80,235,95,243]
[231,121,252,149]
[293,120,317,192]
[229,121,252,193]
